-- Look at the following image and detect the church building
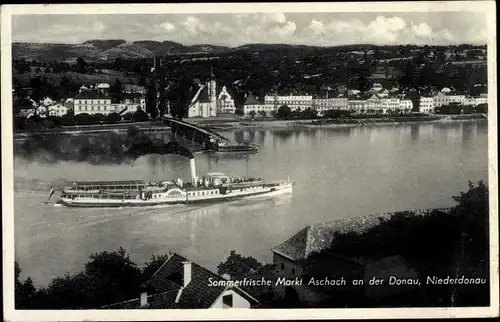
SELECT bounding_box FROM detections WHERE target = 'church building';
[187,68,236,118]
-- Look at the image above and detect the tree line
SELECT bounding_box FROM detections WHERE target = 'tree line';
[15,247,171,309]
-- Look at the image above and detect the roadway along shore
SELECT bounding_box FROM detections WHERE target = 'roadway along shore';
[13,114,486,139]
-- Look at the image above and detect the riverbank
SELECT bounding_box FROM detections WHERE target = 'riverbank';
[193,114,487,131]
[13,114,486,138]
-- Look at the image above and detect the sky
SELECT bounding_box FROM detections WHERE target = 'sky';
[12,11,489,47]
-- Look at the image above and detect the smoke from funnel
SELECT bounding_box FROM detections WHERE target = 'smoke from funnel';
[190,157,197,187]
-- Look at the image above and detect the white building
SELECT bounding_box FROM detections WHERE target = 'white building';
[433,92,449,108]
[348,100,367,113]
[139,97,146,110]
[264,93,313,112]
[47,104,69,117]
[419,96,435,113]
[381,98,401,113]
[399,99,413,112]
[243,94,274,116]
[365,94,382,112]
[73,90,114,116]
[448,95,466,105]
[217,85,236,114]
[40,97,54,107]
[441,87,452,94]
[97,83,110,90]
[188,77,217,118]
[464,95,488,106]
[114,103,140,115]
[312,96,349,111]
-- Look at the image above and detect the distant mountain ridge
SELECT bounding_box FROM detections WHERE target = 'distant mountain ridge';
[12,39,238,61]
[12,39,342,61]
[12,39,486,62]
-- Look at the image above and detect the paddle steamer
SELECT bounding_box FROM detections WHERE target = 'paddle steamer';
[57,158,293,207]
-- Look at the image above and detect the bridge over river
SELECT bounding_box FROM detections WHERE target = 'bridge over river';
[163,117,231,147]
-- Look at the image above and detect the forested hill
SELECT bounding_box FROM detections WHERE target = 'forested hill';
[12,40,234,61]
[12,40,487,62]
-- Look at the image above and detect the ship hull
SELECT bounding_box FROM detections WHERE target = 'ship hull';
[57,183,293,208]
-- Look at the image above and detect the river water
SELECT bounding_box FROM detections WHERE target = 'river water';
[13,121,488,287]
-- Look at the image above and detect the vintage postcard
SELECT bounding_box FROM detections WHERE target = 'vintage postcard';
[2,1,498,321]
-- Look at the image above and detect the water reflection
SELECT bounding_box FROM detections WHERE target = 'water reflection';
[234,130,244,143]
[410,125,419,141]
[248,129,256,141]
[462,123,473,145]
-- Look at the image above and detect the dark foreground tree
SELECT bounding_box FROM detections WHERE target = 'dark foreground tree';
[217,250,263,279]
[18,247,143,309]
[15,262,36,309]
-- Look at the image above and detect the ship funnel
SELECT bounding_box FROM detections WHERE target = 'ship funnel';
[190,157,197,186]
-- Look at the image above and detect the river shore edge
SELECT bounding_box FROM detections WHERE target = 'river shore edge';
[13,114,486,137]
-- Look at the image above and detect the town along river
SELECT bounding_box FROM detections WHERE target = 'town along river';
[13,121,488,287]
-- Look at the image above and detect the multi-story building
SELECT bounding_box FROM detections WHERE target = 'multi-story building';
[365,94,382,113]
[433,92,467,108]
[243,94,274,116]
[264,93,313,112]
[113,98,143,116]
[348,100,367,113]
[217,85,236,114]
[139,97,146,111]
[73,90,113,116]
[419,96,435,113]
[433,92,450,108]
[124,84,146,95]
[464,95,488,106]
[399,99,413,113]
[47,104,69,117]
[448,95,466,105]
[381,98,401,113]
[312,96,349,111]
[475,94,488,105]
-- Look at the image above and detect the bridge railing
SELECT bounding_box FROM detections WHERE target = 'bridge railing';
[164,118,230,142]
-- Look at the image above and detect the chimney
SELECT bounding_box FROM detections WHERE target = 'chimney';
[140,292,148,308]
[189,158,197,187]
[182,261,192,287]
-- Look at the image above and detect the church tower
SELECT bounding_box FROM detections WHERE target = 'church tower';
[208,66,217,116]
[209,66,217,101]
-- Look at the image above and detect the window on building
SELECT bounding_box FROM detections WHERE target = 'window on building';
[222,294,233,308]
[281,263,284,270]
[292,268,296,275]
